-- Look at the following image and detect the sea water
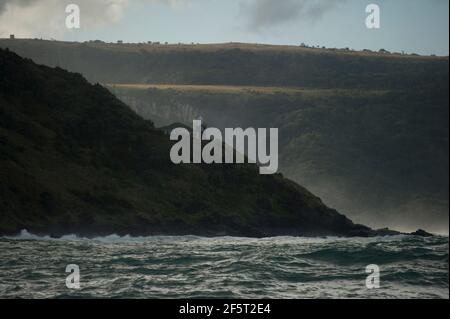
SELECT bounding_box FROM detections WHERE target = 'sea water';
[0,231,448,299]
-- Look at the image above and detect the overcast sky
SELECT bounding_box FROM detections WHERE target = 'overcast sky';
[0,0,448,55]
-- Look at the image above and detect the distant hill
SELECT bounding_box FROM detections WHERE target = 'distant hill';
[0,48,380,238]
[0,39,447,90]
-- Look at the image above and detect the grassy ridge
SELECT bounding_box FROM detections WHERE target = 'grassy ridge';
[106,83,389,97]
[3,39,447,58]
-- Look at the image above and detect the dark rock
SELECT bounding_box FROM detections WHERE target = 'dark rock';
[374,228,401,236]
[410,229,434,237]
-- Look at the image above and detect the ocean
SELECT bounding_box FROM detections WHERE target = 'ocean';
[0,231,448,299]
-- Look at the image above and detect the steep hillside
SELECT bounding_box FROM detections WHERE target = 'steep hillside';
[0,48,378,238]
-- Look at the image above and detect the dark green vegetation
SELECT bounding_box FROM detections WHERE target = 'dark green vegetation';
[0,48,381,238]
[114,87,449,233]
[0,39,448,233]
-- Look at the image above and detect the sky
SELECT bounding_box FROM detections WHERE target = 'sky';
[0,0,448,56]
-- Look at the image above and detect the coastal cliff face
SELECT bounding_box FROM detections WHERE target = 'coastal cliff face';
[113,89,199,126]
[0,48,377,238]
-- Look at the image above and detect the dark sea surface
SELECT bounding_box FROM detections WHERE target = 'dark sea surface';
[0,231,448,299]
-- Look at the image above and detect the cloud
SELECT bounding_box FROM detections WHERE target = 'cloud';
[1,0,347,38]
[240,0,346,32]
[0,0,187,39]
[0,0,130,38]
[0,0,38,14]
